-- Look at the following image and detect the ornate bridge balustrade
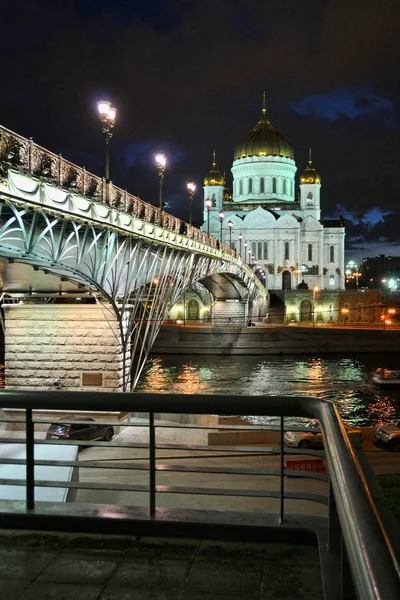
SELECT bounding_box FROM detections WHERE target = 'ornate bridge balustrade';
[0,124,268,391]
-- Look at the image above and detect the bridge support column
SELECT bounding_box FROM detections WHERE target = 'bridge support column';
[4,304,129,392]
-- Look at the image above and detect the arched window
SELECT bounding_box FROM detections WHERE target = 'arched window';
[248,178,253,194]
[260,177,265,193]
[283,179,287,195]
[284,241,289,260]
[263,241,268,260]
[251,242,257,257]
[257,241,262,258]
[308,243,312,261]
[329,275,335,287]
[239,180,243,195]
[307,192,313,205]
[272,177,277,194]
[330,245,335,263]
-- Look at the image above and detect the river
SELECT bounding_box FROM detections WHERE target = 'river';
[135,354,400,427]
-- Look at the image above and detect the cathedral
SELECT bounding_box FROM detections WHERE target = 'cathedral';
[201,97,345,293]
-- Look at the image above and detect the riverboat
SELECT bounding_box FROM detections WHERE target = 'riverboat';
[372,370,400,386]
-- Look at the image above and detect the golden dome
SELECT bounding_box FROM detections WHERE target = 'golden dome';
[204,150,225,186]
[300,149,321,184]
[234,94,294,161]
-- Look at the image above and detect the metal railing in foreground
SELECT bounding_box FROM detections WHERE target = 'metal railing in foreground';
[0,391,399,600]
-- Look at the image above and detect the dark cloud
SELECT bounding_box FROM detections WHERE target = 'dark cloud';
[1,0,399,261]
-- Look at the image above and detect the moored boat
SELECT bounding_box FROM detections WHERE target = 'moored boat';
[372,369,400,386]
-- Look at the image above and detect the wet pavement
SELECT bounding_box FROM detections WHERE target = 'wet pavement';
[0,530,324,600]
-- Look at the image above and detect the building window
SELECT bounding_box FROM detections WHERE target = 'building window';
[239,180,243,195]
[272,177,277,194]
[252,242,256,257]
[248,178,252,193]
[291,180,294,196]
[329,275,335,287]
[257,241,262,259]
[263,241,268,260]
[307,192,313,205]
[308,243,312,261]
[330,245,335,263]
[283,179,286,195]
[260,177,265,193]
[285,241,289,260]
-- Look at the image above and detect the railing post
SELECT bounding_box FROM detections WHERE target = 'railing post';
[28,138,34,174]
[149,412,156,517]
[25,408,35,510]
[280,415,285,524]
[58,153,62,185]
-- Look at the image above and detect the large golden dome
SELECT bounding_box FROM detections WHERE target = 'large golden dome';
[234,98,294,161]
[204,151,225,186]
[300,149,321,184]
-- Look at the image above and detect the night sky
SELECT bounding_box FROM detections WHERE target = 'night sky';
[1,0,399,263]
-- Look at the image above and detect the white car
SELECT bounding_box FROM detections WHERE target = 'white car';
[284,420,363,449]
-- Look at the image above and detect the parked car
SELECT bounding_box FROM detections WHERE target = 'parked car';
[46,416,114,443]
[162,319,177,325]
[375,420,400,452]
[284,419,363,449]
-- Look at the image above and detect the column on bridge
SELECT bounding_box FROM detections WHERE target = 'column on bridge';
[4,304,128,393]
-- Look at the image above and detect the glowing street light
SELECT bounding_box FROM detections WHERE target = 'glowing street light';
[186,181,196,226]
[228,220,233,248]
[219,210,224,243]
[238,233,243,257]
[312,286,320,327]
[97,100,117,201]
[205,198,212,235]
[155,153,167,221]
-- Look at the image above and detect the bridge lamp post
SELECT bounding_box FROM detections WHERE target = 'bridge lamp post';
[155,153,167,222]
[248,248,252,265]
[97,100,117,201]
[186,181,196,226]
[228,220,233,248]
[238,233,243,257]
[205,199,212,235]
[218,210,224,243]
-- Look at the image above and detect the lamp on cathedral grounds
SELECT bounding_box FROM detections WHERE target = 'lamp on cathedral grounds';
[219,210,224,243]
[97,100,117,202]
[312,286,320,327]
[248,248,252,265]
[228,220,233,248]
[238,233,243,257]
[186,181,196,226]
[205,199,212,235]
[155,153,167,220]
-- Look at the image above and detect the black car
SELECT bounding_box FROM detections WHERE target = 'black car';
[46,416,114,443]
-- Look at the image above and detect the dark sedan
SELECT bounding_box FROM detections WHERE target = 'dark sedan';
[46,416,114,443]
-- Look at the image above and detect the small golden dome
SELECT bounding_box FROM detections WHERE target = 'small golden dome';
[204,150,225,186]
[234,93,294,161]
[300,148,321,184]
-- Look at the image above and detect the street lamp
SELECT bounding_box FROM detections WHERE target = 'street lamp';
[155,153,167,220]
[219,210,224,243]
[248,248,252,265]
[187,181,196,226]
[312,286,319,327]
[205,199,212,235]
[97,100,117,201]
[228,220,233,248]
[238,233,243,257]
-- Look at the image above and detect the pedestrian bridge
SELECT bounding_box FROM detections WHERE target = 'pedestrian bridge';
[0,124,267,390]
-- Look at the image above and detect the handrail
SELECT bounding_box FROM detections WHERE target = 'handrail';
[0,390,399,599]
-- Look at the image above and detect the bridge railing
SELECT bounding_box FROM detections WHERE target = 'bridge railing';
[0,124,239,260]
[0,391,399,600]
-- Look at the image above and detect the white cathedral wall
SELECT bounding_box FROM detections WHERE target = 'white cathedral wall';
[231,155,297,202]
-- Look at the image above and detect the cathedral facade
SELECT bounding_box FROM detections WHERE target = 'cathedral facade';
[201,99,345,293]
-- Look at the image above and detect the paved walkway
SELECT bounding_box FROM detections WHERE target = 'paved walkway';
[0,529,324,600]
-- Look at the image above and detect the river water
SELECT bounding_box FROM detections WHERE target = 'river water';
[135,354,400,427]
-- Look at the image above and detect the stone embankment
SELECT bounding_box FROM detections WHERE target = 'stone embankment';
[152,325,400,355]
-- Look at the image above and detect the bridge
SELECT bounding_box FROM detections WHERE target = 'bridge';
[0,124,268,391]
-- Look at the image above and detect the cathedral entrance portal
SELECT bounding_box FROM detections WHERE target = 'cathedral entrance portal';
[300,300,312,322]
[282,271,291,290]
[188,299,199,321]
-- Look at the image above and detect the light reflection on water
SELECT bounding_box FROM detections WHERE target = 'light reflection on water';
[135,354,400,427]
